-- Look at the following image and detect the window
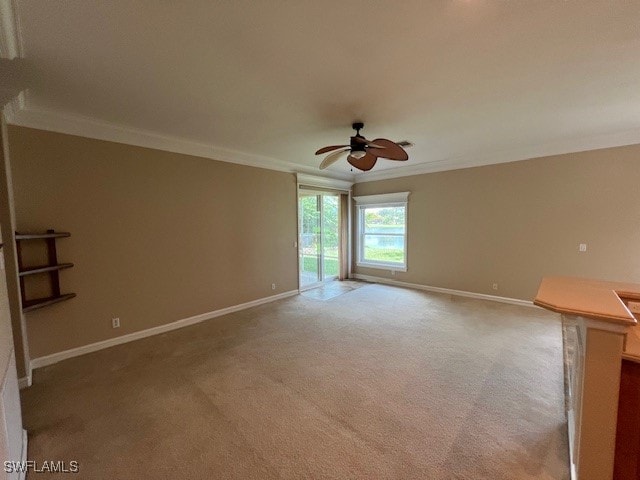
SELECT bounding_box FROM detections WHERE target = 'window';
[354,192,409,271]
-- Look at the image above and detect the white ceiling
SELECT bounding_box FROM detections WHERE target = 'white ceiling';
[4,0,640,181]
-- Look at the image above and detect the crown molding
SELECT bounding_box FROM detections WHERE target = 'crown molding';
[354,127,640,184]
[7,105,356,181]
[0,0,23,59]
[10,101,640,186]
[353,191,410,205]
[296,173,353,191]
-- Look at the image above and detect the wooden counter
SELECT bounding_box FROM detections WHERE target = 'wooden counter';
[624,325,640,362]
[534,276,640,361]
[534,276,640,326]
[534,276,640,480]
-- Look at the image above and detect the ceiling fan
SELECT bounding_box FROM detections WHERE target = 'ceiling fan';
[315,122,412,171]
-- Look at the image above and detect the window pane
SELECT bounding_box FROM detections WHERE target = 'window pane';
[363,206,405,234]
[359,204,406,267]
[322,195,339,279]
[363,234,405,264]
[299,195,320,286]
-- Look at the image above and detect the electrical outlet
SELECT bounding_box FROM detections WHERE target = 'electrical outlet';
[271,283,276,290]
[492,283,498,290]
[112,317,120,329]
[579,243,587,252]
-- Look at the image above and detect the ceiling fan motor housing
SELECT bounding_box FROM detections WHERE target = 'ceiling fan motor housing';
[350,122,366,155]
[350,136,366,154]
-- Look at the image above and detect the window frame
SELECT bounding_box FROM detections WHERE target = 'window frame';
[354,193,409,272]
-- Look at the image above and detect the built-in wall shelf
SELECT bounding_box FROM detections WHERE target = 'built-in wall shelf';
[19,263,74,277]
[15,229,76,313]
[15,232,70,240]
[22,293,77,313]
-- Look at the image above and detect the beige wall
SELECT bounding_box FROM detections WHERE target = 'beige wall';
[8,126,298,358]
[353,145,640,300]
[9,125,640,357]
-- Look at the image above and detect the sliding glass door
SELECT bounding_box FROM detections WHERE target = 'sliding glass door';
[299,194,321,288]
[299,192,340,289]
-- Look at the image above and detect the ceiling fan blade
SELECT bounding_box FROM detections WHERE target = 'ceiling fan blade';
[315,144,349,155]
[366,138,409,161]
[319,148,350,169]
[347,152,378,171]
[352,136,384,149]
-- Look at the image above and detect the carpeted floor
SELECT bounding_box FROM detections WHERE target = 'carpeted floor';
[21,283,569,479]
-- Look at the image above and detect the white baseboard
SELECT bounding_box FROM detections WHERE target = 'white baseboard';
[30,290,298,370]
[17,372,31,389]
[351,274,536,308]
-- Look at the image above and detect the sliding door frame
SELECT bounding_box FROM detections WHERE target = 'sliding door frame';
[295,174,353,292]
[298,191,339,291]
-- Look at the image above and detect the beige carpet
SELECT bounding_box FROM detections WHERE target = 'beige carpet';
[22,283,569,479]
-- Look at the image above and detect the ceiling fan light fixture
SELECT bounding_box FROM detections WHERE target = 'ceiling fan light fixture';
[315,122,411,171]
